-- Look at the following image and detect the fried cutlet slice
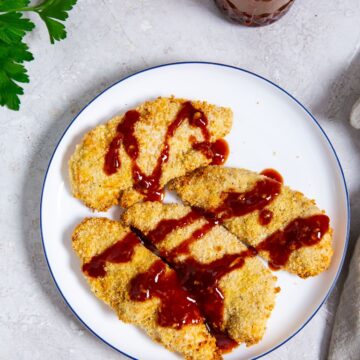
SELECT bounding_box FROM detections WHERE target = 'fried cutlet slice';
[122,202,278,347]
[169,166,334,278]
[69,97,232,211]
[72,218,220,360]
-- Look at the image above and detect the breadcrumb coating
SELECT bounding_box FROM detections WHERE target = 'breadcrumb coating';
[169,166,333,278]
[69,97,232,211]
[72,217,220,360]
[122,202,278,346]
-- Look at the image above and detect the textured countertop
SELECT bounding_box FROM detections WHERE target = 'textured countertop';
[1,1,360,359]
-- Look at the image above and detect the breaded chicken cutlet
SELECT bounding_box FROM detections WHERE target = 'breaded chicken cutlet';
[69,97,232,211]
[169,166,333,278]
[72,218,220,360]
[122,202,278,349]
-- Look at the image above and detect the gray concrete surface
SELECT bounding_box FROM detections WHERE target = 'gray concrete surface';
[1,1,360,359]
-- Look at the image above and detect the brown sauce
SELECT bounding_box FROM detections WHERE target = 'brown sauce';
[83,208,330,348]
[192,139,229,165]
[173,101,210,139]
[88,160,330,348]
[103,133,122,176]
[168,221,217,258]
[82,232,202,330]
[260,168,284,184]
[129,260,202,329]
[141,210,256,351]
[132,166,329,344]
[82,232,140,278]
[147,210,203,245]
[257,214,330,270]
[104,102,229,201]
[214,177,281,220]
[173,248,257,351]
[104,110,140,176]
[259,209,274,226]
[210,328,239,353]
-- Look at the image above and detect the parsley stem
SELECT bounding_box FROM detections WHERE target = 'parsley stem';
[1,0,57,13]
[1,7,34,13]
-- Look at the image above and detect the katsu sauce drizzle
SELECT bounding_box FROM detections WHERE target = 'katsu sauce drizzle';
[141,209,255,351]
[212,168,283,225]
[82,232,202,329]
[260,168,284,184]
[104,102,229,201]
[259,209,274,226]
[104,110,140,176]
[139,203,330,349]
[192,138,229,165]
[257,169,283,225]
[257,214,330,270]
[81,186,329,350]
[214,177,281,221]
[189,172,329,269]
[173,248,257,352]
[82,232,140,278]
[146,210,203,245]
[129,260,202,329]
[168,221,217,259]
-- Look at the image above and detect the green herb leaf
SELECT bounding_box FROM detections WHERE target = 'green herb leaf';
[0,38,33,110]
[0,38,34,62]
[38,14,66,43]
[0,0,77,110]
[37,0,77,21]
[36,0,77,44]
[0,12,34,43]
[0,0,30,12]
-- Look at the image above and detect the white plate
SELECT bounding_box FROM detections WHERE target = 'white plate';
[40,62,349,360]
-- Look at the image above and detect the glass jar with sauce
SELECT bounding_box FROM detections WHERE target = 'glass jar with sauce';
[214,0,295,27]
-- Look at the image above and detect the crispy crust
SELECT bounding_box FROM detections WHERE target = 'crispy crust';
[169,166,334,278]
[122,202,278,346]
[69,97,232,211]
[72,218,220,360]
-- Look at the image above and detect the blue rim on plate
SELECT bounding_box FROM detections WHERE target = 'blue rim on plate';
[40,61,350,360]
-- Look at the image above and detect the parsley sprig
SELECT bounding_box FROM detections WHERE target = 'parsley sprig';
[0,0,77,110]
